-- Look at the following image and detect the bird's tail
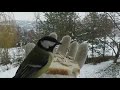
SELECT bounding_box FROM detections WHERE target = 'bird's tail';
[12,75,18,78]
[12,74,20,78]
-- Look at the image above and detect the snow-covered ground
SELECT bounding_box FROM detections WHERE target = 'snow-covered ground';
[0,67,18,78]
[79,60,113,78]
[1,59,120,78]
[79,59,120,78]
[0,47,24,78]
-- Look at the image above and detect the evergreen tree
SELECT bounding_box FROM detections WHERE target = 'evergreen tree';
[82,12,113,58]
[43,12,80,40]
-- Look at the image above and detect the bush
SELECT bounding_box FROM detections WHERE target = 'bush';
[85,56,114,64]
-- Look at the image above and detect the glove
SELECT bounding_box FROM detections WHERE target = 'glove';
[39,34,88,78]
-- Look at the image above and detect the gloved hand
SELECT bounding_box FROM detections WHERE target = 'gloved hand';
[39,33,88,78]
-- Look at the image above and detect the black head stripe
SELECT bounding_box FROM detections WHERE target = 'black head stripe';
[42,36,55,41]
[40,36,59,43]
[37,36,61,52]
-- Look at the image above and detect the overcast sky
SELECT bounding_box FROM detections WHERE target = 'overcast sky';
[13,12,35,21]
[13,12,86,21]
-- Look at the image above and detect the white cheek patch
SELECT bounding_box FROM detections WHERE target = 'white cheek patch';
[41,40,56,49]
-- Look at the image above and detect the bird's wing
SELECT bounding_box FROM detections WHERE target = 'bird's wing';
[13,47,49,78]
[13,60,48,78]
[13,64,43,78]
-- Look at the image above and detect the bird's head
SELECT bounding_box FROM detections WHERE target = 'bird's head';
[37,36,62,52]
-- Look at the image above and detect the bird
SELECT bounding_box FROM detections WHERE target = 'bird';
[13,36,61,78]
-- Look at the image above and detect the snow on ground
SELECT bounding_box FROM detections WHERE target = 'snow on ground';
[0,67,18,78]
[79,60,113,78]
[0,47,24,78]
[1,58,120,78]
[0,47,119,78]
[0,59,115,78]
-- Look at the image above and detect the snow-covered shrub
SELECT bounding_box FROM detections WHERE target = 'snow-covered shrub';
[66,41,78,60]
[56,35,71,56]
[86,56,114,65]
[23,43,35,58]
[0,49,11,66]
[12,57,23,67]
[49,32,57,40]
[75,42,88,69]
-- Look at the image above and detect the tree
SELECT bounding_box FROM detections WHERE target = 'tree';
[0,12,17,66]
[99,13,113,57]
[103,12,120,63]
[81,12,113,58]
[82,12,101,58]
[33,12,46,43]
[40,12,80,40]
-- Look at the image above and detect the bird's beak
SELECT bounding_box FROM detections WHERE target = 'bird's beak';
[57,42,62,45]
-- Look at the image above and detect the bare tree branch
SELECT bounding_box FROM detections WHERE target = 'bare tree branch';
[106,12,120,31]
[106,34,119,49]
[98,38,117,55]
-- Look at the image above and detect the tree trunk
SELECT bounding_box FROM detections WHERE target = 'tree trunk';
[114,43,120,63]
[112,33,115,56]
[103,37,106,57]
[91,39,94,59]
[114,54,119,63]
